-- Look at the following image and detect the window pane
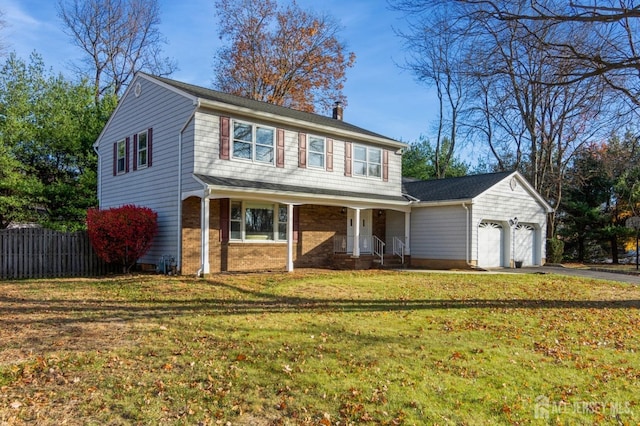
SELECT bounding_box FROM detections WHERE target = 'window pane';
[234,122,252,142]
[230,221,241,240]
[369,163,381,178]
[354,146,367,161]
[231,202,242,220]
[354,160,366,176]
[138,150,147,166]
[117,141,125,157]
[256,127,274,146]
[245,205,274,240]
[233,141,252,159]
[309,152,324,168]
[255,145,274,163]
[369,148,381,164]
[278,223,287,240]
[138,132,147,149]
[278,206,287,222]
[309,137,324,153]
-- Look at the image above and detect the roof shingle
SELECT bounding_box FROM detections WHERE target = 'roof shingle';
[402,171,514,202]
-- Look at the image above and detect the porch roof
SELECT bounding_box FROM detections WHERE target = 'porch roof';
[193,174,409,204]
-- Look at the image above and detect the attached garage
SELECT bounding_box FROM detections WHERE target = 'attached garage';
[478,221,504,268]
[403,171,553,270]
[514,224,536,266]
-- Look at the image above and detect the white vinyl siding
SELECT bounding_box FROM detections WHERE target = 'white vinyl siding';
[410,205,468,260]
[192,110,403,198]
[471,176,548,266]
[97,75,197,265]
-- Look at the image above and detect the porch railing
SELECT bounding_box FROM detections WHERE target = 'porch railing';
[372,235,385,266]
[333,235,377,254]
[393,236,405,265]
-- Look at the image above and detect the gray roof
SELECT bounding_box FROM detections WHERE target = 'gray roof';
[195,174,409,203]
[147,74,399,144]
[402,171,515,202]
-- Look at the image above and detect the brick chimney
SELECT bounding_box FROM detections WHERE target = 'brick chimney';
[332,101,343,121]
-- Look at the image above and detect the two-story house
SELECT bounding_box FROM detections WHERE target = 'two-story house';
[95,73,413,274]
[94,73,552,274]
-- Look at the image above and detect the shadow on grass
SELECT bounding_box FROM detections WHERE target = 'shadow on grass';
[1,279,639,327]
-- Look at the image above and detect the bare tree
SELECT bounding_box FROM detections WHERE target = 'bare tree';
[394,0,640,108]
[392,0,621,236]
[58,0,177,101]
[397,7,471,178]
[0,10,7,56]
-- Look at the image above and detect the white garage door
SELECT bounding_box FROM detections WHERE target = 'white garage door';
[514,224,535,266]
[478,221,503,267]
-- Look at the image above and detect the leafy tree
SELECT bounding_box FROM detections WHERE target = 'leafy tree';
[402,137,468,180]
[0,53,115,230]
[559,143,611,261]
[214,0,355,113]
[86,205,158,273]
[58,0,177,101]
[0,142,42,228]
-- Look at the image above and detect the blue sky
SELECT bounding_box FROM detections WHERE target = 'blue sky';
[3,0,438,143]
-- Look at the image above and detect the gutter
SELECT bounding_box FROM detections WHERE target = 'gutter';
[462,203,474,268]
[93,145,101,206]
[177,100,200,274]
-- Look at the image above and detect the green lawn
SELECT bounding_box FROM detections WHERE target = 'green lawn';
[1,270,639,425]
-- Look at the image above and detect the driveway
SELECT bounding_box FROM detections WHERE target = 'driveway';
[503,265,640,285]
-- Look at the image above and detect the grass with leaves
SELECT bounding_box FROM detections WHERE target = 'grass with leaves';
[1,270,639,425]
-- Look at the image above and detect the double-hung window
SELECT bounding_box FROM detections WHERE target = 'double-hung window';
[232,121,275,164]
[229,201,288,241]
[116,139,126,174]
[137,130,148,168]
[353,145,382,178]
[308,135,325,168]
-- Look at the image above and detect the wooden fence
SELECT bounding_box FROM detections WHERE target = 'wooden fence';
[0,228,117,279]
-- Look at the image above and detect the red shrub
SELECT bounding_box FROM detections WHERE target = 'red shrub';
[87,204,158,273]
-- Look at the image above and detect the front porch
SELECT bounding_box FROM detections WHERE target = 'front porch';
[181,195,411,274]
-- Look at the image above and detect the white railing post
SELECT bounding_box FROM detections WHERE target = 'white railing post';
[372,235,385,266]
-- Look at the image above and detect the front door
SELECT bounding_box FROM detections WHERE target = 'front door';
[347,209,373,253]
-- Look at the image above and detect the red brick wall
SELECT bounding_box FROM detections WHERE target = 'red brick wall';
[181,199,349,274]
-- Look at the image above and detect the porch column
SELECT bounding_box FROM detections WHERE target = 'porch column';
[201,195,210,274]
[286,203,294,272]
[353,208,361,258]
[404,211,411,255]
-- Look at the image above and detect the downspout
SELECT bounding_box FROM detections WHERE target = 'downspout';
[178,101,200,275]
[93,145,101,206]
[462,203,473,268]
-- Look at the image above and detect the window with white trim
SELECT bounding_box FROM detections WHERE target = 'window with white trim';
[308,135,325,168]
[116,139,126,174]
[232,120,275,164]
[230,201,288,241]
[353,145,382,178]
[137,130,148,168]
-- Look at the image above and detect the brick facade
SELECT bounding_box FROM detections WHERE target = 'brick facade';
[182,198,388,274]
